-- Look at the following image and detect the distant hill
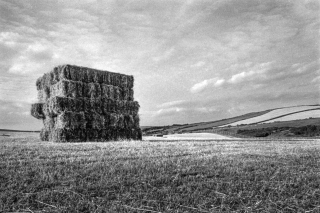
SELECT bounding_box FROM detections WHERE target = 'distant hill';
[143,105,320,137]
[220,105,320,127]
[0,129,40,133]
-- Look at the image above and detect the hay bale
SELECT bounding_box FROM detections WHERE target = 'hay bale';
[131,128,142,140]
[47,96,68,115]
[37,90,45,103]
[120,75,128,88]
[113,86,121,100]
[56,111,86,129]
[37,73,52,101]
[109,73,115,86]
[124,114,135,129]
[43,97,84,116]
[123,101,139,115]
[50,128,66,142]
[133,114,140,127]
[52,67,60,84]
[102,72,111,85]
[100,129,110,141]
[40,128,50,141]
[42,102,51,117]
[85,68,94,83]
[100,84,108,98]
[93,69,104,83]
[68,97,84,112]
[83,97,94,114]
[36,76,43,90]
[92,112,105,129]
[80,67,89,83]
[41,73,50,91]
[83,83,101,99]
[50,128,86,142]
[108,113,119,128]
[114,74,121,87]
[121,88,129,101]
[86,69,103,83]
[102,98,111,114]
[128,89,134,101]
[89,98,102,114]
[57,65,71,81]
[116,100,125,113]
[43,117,56,131]
[103,85,114,100]
[33,64,141,142]
[108,127,118,141]
[74,112,86,129]
[85,110,102,128]
[99,100,139,115]
[117,114,125,129]
[86,129,99,141]
[101,84,118,99]
[69,65,85,82]
[50,80,83,98]
[85,112,94,129]
[127,75,134,89]
[31,103,45,119]
[56,112,71,129]
[103,98,116,113]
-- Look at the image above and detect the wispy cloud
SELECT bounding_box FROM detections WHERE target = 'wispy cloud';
[191,77,225,93]
[228,61,274,84]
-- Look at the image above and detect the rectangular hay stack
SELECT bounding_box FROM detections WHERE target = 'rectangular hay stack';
[31,64,141,142]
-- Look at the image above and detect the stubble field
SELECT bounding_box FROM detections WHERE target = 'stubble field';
[0,132,319,212]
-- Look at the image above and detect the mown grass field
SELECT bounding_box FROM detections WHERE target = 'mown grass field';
[1,132,320,212]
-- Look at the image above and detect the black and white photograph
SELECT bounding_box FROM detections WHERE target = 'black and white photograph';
[0,0,319,212]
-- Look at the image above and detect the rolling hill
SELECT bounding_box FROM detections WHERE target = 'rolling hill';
[220,105,320,127]
[143,105,320,137]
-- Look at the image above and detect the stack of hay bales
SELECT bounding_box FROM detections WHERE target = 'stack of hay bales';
[31,64,142,142]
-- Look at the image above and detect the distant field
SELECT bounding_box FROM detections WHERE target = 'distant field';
[143,105,320,136]
[144,110,273,134]
[176,110,273,132]
[144,132,232,141]
[263,110,320,123]
[1,132,319,212]
[222,105,320,127]
[231,117,320,130]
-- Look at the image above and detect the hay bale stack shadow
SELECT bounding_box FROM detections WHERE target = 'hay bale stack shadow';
[31,64,142,142]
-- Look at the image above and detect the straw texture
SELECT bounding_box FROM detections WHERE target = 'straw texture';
[31,64,141,142]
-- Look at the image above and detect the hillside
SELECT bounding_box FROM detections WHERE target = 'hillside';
[143,105,320,137]
[143,109,273,134]
[220,105,320,127]
[0,129,40,133]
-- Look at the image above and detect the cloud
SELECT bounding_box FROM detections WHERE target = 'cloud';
[312,76,320,83]
[228,71,254,84]
[155,107,185,117]
[158,100,189,108]
[190,77,225,93]
[228,61,274,84]
[152,47,176,62]
[0,0,319,129]
[294,60,319,74]
[191,61,205,67]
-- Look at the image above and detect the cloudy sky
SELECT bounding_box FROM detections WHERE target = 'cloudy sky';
[0,0,319,130]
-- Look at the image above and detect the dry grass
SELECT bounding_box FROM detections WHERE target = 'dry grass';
[0,132,319,212]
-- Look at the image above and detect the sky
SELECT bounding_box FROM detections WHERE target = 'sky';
[0,0,319,130]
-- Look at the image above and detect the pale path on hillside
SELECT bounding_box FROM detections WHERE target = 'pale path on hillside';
[144,132,232,140]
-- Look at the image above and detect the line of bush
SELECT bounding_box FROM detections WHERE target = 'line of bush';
[237,125,320,137]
